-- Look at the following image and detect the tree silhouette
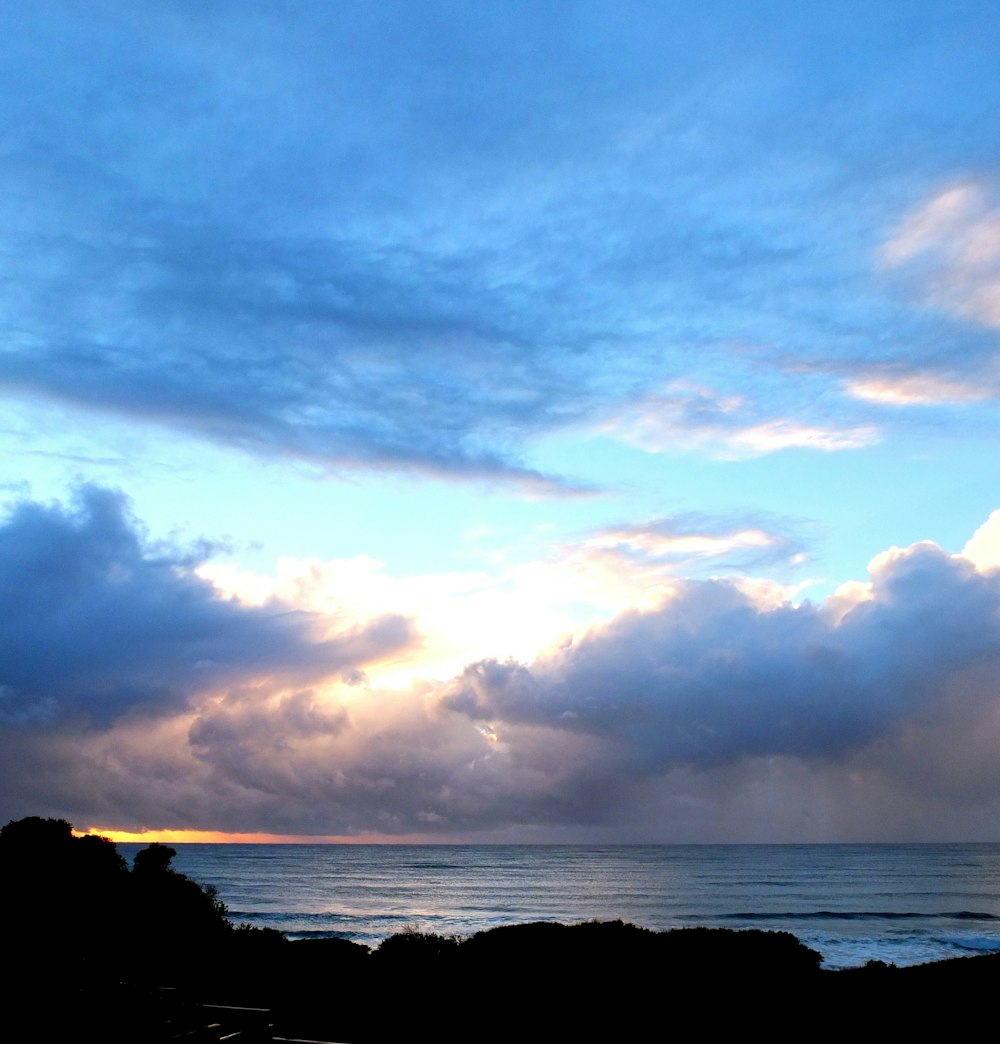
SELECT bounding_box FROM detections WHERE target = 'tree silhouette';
[0,816,234,992]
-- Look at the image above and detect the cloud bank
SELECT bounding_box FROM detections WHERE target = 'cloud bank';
[4,488,1000,841]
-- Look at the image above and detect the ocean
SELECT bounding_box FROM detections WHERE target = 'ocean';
[118,842,1000,970]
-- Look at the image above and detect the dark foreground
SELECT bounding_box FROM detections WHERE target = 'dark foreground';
[3,817,997,1041]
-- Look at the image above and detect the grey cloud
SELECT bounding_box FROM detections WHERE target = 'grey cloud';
[175,674,618,835]
[443,542,1000,773]
[0,486,415,729]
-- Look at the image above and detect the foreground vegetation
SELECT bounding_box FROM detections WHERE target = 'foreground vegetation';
[2,816,996,1041]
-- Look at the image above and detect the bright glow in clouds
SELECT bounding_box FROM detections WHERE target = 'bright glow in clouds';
[198,516,807,687]
[963,511,1000,573]
[199,549,674,686]
[199,554,587,685]
[3,3,1000,841]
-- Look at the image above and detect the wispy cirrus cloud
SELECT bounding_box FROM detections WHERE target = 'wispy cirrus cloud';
[844,370,993,406]
[605,382,879,458]
[2,5,997,493]
[880,182,1000,329]
[579,513,808,576]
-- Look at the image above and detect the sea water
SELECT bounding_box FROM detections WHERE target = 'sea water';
[117,842,1000,970]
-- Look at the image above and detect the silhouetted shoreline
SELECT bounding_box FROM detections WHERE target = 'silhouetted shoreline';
[13,923,1000,1042]
[3,817,996,1041]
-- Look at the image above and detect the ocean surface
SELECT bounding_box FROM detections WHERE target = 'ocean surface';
[117,842,1000,970]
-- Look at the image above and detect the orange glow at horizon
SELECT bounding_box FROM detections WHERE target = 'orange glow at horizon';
[78,826,434,844]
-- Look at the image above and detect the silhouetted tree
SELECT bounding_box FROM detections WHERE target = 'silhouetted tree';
[0,816,235,993]
[132,841,176,875]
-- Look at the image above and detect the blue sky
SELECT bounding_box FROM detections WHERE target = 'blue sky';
[3,2,1000,841]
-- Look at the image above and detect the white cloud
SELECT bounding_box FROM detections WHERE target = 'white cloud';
[722,419,878,456]
[880,182,1000,328]
[607,382,878,458]
[199,514,807,687]
[845,372,992,406]
[880,185,982,266]
[962,509,1000,573]
[587,526,776,559]
[199,548,676,687]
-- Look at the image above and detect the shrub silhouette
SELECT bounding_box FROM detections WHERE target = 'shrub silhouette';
[128,840,233,982]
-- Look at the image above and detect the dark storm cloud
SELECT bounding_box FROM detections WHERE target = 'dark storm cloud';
[0,486,414,728]
[3,4,1000,484]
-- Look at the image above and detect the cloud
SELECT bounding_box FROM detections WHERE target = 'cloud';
[437,535,1000,832]
[5,492,1000,840]
[195,511,810,686]
[3,6,996,487]
[723,420,878,455]
[162,528,1000,839]
[605,382,879,458]
[844,370,992,406]
[578,513,809,580]
[962,510,1000,572]
[5,5,1000,840]
[880,182,1000,329]
[0,486,415,729]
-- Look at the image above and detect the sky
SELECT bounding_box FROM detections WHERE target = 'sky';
[3,2,1000,842]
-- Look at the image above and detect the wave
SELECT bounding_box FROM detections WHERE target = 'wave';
[231,910,434,923]
[705,910,1000,922]
[396,863,464,871]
